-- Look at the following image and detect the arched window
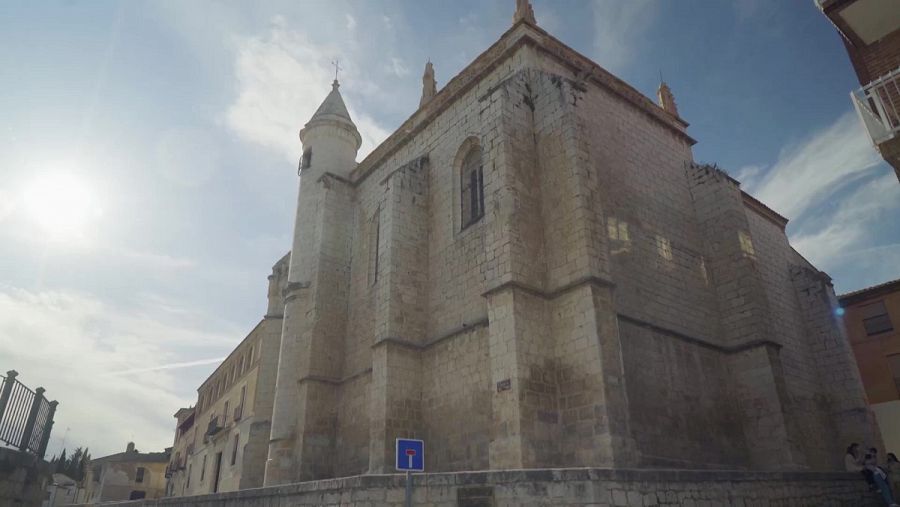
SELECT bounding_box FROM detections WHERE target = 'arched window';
[460,146,484,228]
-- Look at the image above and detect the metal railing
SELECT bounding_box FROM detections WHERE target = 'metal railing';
[206,416,222,436]
[0,370,58,458]
[852,66,900,145]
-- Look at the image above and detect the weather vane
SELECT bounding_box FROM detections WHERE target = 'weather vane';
[332,59,342,82]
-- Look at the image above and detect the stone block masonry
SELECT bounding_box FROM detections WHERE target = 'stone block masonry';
[262,15,881,484]
[161,3,882,501]
[75,468,879,506]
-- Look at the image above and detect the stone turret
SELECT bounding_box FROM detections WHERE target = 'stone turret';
[420,61,437,107]
[297,79,362,179]
[266,80,360,484]
[657,81,680,118]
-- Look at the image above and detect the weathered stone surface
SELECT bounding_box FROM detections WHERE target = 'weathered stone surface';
[167,3,880,499]
[77,468,879,506]
[0,447,52,507]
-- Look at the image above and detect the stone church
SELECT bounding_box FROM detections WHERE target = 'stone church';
[260,0,881,484]
[165,1,883,498]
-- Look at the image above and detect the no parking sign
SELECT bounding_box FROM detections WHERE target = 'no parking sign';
[395,438,424,472]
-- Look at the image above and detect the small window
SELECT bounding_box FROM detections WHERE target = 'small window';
[239,355,245,375]
[607,217,630,241]
[368,208,380,286]
[129,491,146,500]
[607,217,631,255]
[224,401,229,423]
[656,235,673,261]
[301,148,312,170]
[186,464,192,489]
[200,455,207,481]
[135,467,145,483]
[231,434,240,466]
[460,146,485,229]
[738,231,756,257]
[861,301,894,336]
[248,345,254,364]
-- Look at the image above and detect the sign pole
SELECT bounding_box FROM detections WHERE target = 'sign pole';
[405,469,413,507]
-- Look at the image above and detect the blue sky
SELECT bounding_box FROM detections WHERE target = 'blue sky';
[1,0,898,458]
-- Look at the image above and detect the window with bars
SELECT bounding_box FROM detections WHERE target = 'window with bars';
[460,147,484,229]
[861,301,894,336]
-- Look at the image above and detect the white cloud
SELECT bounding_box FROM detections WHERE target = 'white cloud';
[792,173,900,273]
[745,110,882,219]
[105,357,227,376]
[731,164,764,188]
[0,187,14,222]
[345,14,357,32]
[591,0,661,73]
[226,18,390,163]
[738,109,899,291]
[388,56,410,78]
[0,285,240,458]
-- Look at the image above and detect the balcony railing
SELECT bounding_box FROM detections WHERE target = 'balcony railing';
[0,370,58,458]
[206,416,222,437]
[852,66,900,145]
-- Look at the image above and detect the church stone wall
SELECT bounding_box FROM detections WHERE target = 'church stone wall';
[618,321,749,469]
[265,19,880,484]
[339,50,533,475]
[421,327,491,472]
[745,207,836,469]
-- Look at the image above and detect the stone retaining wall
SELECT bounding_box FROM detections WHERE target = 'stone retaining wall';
[0,447,52,507]
[73,468,880,506]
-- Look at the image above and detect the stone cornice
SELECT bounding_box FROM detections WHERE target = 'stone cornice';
[616,312,782,355]
[371,318,491,352]
[741,191,789,231]
[297,368,372,387]
[481,275,616,300]
[350,21,695,187]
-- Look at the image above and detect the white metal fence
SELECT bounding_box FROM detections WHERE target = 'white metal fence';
[852,66,900,145]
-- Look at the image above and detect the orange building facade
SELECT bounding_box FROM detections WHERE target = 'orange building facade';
[840,278,900,453]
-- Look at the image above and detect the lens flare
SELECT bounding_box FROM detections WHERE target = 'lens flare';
[22,173,101,241]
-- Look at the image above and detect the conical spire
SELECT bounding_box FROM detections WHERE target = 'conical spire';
[308,80,355,127]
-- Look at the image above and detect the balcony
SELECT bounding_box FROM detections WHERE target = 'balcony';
[206,416,223,437]
[852,66,900,178]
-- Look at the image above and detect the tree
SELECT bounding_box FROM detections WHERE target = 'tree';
[50,446,90,482]
[54,448,67,474]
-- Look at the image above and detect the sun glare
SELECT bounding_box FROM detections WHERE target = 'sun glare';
[22,173,101,241]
